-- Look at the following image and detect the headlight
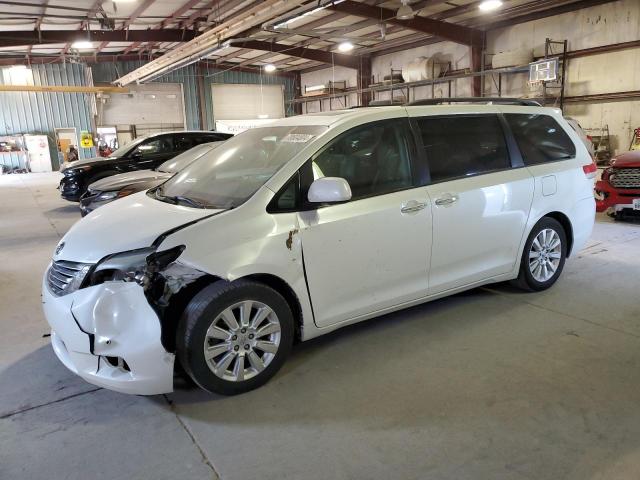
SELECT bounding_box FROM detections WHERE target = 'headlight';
[96,191,118,201]
[87,246,185,289]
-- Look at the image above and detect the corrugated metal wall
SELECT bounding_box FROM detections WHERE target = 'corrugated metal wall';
[0,63,97,169]
[0,61,297,170]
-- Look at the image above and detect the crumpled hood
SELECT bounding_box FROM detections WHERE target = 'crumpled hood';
[89,169,172,192]
[54,191,223,264]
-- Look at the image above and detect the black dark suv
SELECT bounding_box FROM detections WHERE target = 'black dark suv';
[58,130,232,201]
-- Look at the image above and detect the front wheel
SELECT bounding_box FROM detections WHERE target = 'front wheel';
[512,217,567,291]
[176,280,294,395]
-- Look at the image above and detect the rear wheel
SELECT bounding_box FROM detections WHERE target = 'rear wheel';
[176,280,294,395]
[512,217,567,291]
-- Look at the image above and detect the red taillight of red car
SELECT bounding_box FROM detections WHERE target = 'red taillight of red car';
[583,161,597,179]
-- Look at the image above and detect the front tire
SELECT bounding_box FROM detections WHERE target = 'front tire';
[176,280,294,395]
[512,217,567,292]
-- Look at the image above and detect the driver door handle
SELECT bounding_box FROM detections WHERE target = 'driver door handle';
[401,200,428,214]
[435,194,459,206]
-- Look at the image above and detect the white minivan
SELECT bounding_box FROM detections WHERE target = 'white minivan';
[43,102,596,396]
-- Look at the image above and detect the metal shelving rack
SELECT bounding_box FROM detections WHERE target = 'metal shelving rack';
[290,38,569,111]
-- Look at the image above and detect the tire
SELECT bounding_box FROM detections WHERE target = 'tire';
[511,217,567,292]
[176,279,294,395]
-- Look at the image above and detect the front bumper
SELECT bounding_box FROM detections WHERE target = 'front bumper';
[594,180,640,213]
[42,274,174,395]
[59,176,84,202]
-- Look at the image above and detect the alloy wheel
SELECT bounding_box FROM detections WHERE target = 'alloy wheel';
[203,300,281,382]
[528,228,562,283]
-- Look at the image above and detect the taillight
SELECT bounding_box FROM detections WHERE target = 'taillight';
[583,161,597,179]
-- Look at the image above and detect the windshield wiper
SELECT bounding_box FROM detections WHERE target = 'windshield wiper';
[171,195,206,209]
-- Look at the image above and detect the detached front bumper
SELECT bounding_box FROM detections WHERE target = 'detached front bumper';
[595,180,640,213]
[42,275,174,395]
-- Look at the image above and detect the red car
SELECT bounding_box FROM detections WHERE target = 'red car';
[595,150,640,219]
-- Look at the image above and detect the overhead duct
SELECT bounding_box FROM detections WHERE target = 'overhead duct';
[114,0,310,86]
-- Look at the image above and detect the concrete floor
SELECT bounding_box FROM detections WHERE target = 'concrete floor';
[2,172,640,480]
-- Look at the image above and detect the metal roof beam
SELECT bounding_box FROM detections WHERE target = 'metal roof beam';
[327,0,484,47]
[0,30,198,48]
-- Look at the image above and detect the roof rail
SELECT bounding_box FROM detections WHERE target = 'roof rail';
[406,97,542,107]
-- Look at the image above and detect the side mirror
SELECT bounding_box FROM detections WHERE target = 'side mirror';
[308,177,352,204]
[130,150,142,160]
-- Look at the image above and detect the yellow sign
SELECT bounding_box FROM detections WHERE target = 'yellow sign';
[80,131,94,148]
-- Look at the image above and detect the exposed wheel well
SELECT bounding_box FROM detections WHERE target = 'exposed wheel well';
[543,211,574,256]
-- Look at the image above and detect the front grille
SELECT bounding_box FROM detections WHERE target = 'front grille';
[611,168,640,189]
[47,260,91,296]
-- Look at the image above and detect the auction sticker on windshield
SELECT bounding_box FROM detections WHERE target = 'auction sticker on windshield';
[282,134,315,143]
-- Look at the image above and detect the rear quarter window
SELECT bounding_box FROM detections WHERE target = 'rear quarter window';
[505,114,576,165]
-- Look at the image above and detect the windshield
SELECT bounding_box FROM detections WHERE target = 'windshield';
[107,135,151,159]
[157,142,220,173]
[154,125,325,209]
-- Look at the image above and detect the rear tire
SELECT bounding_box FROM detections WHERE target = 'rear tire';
[512,217,567,292]
[176,280,294,395]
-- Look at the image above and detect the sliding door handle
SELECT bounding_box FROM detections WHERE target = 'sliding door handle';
[435,194,459,206]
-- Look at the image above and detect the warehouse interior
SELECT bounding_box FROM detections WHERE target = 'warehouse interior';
[2,1,640,479]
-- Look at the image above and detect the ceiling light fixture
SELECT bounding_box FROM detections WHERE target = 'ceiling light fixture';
[264,64,276,73]
[71,41,93,50]
[478,0,503,12]
[396,0,414,20]
[337,41,354,52]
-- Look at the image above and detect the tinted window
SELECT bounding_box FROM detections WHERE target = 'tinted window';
[173,134,194,152]
[311,120,413,200]
[133,136,173,158]
[505,114,576,165]
[417,115,510,183]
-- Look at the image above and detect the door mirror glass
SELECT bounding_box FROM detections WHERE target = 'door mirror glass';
[308,177,352,204]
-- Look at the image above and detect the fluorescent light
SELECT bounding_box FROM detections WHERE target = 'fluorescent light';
[397,1,414,20]
[338,41,353,52]
[479,0,503,11]
[71,41,93,50]
[264,64,276,73]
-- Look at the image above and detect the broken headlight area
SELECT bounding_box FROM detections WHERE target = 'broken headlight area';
[85,245,186,291]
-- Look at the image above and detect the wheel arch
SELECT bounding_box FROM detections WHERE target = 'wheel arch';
[542,211,574,256]
[241,273,303,342]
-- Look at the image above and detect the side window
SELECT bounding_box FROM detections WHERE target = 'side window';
[311,120,413,200]
[505,114,576,165]
[416,115,510,183]
[133,136,173,158]
[173,134,195,152]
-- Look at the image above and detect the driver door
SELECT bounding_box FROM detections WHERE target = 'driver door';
[297,119,432,328]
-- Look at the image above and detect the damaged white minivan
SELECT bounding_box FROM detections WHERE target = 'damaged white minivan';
[43,102,596,395]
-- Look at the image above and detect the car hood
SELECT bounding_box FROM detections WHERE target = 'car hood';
[54,191,224,264]
[89,170,172,192]
[62,156,121,171]
[610,151,640,168]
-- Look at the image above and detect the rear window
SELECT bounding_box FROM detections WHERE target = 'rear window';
[416,115,510,183]
[505,114,576,165]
